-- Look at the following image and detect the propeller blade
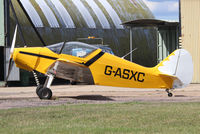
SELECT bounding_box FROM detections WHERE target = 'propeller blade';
[5,59,14,83]
[5,25,18,86]
[10,25,18,56]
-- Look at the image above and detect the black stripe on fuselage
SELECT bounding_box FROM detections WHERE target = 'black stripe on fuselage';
[19,51,58,60]
[84,51,105,66]
[19,51,104,66]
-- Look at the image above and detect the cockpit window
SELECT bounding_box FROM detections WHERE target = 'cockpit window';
[95,45,114,55]
[46,42,64,54]
[61,42,98,58]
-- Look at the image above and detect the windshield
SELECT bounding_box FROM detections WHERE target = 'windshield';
[46,42,64,54]
[61,42,98,58]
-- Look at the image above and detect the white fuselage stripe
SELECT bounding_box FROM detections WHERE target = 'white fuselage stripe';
[20,0,43,27]
[35,0,60,28]
[98,0,123,29]
[72,0,96,28]
[85,0,110,29]
[51,0,75,28]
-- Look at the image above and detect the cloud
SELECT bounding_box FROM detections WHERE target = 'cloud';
[168,2,179,12]
[143,0,179,21]
[143,0,178,13]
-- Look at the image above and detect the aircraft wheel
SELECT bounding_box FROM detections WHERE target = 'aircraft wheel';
[71,81,77,85]
[38,88,52,100]
[168,93,173,97]
[36,85,43,96]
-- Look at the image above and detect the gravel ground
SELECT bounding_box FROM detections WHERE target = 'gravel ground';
[0,84,200,109]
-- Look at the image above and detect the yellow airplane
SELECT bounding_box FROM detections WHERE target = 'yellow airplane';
[6,26,193,99]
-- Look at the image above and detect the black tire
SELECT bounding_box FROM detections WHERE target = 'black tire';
[71,81,77,85]
[36,85,43,96]
[168,93,173,97]
[38,88,52,100]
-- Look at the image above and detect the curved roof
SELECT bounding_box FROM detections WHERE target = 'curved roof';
[15,0,153,29]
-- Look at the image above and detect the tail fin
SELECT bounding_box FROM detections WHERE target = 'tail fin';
[156,49,193,88]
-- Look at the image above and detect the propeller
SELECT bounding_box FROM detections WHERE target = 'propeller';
[5,25,18,85]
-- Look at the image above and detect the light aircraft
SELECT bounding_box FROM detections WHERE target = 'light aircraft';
[6,26,193,99]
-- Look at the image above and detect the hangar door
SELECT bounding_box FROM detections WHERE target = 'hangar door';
[157,26,179,63]
[0,0,4,81]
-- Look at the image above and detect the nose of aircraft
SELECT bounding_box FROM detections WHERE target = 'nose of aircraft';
[13,47,41,71]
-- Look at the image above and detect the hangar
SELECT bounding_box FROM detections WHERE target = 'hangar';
[0,0,156,85]
[0,0,183,85]
[180,0,200,83]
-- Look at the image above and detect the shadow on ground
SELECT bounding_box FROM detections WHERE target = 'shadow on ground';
[65,95,114,101]
[174,95,187,97]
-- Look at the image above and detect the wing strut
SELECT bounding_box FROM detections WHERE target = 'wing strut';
[9,0,27,46]
[17,0,47,46]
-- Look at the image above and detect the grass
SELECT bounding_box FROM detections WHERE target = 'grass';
[0,102,200,134]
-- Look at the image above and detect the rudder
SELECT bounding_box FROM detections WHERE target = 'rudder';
[156,49,193,88]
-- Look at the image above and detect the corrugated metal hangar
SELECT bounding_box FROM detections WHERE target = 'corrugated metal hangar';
[0,0,157,85]
[180,0,200,83]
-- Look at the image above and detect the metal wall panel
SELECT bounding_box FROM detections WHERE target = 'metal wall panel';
[5,48,20,81]
[181,0,200,83]
[157,27,179,64]
[0,0,4,46]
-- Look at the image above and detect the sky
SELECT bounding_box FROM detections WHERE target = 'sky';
[143,0,179,21]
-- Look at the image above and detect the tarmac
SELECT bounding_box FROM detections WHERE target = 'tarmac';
[0,84,200,109]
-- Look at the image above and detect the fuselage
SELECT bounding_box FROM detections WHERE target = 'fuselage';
[12,42,174,89]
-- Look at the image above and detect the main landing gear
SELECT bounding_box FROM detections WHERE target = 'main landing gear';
[36,87,52,99]
[33,71,54,99]
[166,89,173,97]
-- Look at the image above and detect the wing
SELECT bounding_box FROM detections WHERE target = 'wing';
[47,59,94,84]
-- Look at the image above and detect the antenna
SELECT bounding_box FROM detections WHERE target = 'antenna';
[121,48,138,59]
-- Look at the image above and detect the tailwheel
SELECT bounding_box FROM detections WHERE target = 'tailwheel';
[168,92,173,97]
[38,87,52,100]
[70,81,77,85]
[166,89,173,97]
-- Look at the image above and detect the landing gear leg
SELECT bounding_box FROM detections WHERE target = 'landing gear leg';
[32,71,40,86]
[32,71,43,96]
[37,74,54,99]
[166,89,173,97]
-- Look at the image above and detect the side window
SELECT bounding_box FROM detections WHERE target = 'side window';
[61,45,73,55]
[61,42,97,58]
[71,48,92,57]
